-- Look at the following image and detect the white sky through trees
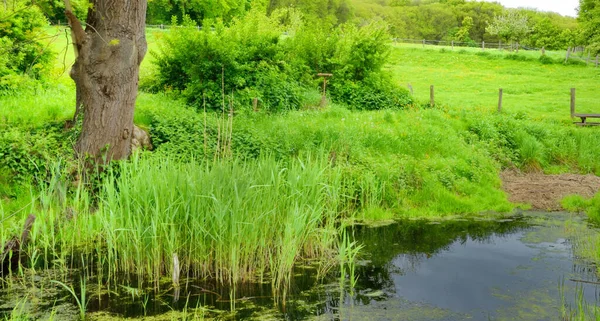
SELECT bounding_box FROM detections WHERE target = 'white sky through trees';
[482,0,579,17]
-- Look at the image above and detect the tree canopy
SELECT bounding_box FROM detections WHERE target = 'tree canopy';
[579,0,600,55]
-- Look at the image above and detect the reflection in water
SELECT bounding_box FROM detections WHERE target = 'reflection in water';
[2,212,598,320]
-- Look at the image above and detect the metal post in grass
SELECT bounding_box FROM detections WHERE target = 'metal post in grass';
[571,88,576,118]
[318,73,333,108]
[430,85,435,107]
[498,88,503,113]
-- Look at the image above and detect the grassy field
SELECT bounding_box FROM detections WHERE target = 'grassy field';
[390,44,600,121]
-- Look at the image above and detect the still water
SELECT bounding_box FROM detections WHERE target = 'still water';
[1,211,598,320]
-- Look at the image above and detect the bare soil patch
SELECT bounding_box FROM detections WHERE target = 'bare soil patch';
[501,170,600,211]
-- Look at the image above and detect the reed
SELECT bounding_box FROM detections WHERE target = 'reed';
[27,154,345,296]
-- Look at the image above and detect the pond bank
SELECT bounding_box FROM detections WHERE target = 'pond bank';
[501,170,600,211]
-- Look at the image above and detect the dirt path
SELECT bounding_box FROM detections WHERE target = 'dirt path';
[501,170,600,211]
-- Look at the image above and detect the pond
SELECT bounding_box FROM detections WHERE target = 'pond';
[1,211,598,320]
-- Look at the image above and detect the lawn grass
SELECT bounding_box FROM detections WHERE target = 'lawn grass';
[390,44,600,122]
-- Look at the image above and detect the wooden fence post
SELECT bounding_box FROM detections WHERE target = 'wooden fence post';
[499,40,502,50]
[541,47,545,56]
[318,73,333,108]
[587,52,591,65]
[423,39,425,48]
[570,88,576,118]
[451,40,454,50]
[430,85,435,107]
[596,55,599,68]
[253,98,258,112]
[498,88,503,113]
[565,47,571,63]
[482,41,485,51]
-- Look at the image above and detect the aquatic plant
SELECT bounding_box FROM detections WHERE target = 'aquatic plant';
[28,154,344,298]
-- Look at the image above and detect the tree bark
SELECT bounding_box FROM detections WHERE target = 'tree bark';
[68,0,147,161]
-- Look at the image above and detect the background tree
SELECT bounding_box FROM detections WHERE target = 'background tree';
[579,0,600,55]
[0,2,54,92]
[64,0,147,161]
[486,10,532,51]
[453,16,473,44]
[267,0,352,25]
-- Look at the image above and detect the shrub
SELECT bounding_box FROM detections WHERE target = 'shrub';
[150,11,410,111]
[538,55,555,65]
[330,74,412,110]
[151,12,294,111]
[0,3,53,93]
[0,124,72,186]
[504,54,531,62]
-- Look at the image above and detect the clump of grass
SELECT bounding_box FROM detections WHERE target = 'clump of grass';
[29,154,344,295]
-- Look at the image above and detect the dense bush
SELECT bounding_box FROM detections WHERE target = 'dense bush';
[0,123,72,188]
[149,10,412,111]
[0,3,53,93]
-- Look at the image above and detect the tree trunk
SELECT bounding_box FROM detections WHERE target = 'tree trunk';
[68,0,147,161]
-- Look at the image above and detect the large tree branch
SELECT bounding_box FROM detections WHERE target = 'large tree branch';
[64,0,85,57]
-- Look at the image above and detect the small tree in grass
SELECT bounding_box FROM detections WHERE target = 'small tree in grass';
[486,10,532,52]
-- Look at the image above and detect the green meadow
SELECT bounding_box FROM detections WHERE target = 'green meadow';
[390,44,600,121]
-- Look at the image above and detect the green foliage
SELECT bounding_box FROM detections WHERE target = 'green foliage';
[35,0,88,23]
[351,0,577,48]
[0,124,72,185]
[0,3,53,93]
[267,0,353,25]
[452,16,475,45]
[538,54,555,64]
[146,0,260,24]
[331,74,412,110]
[150,10,410,111]
[31,155,342,290]
[151,12,299,111]
[579,0,600,55]
[562,193,600,222]
[486,10,532,46]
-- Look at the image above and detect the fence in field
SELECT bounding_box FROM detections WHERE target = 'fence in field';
[393,38,599,67]
[423,85,598,126]
[50,22,600,67]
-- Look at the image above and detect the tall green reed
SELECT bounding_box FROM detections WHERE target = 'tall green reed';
[29,154,346,297]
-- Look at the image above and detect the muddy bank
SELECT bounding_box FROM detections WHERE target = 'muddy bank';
[501,170,600,211]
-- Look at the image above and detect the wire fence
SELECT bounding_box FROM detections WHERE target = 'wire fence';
[392,38,599,66]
